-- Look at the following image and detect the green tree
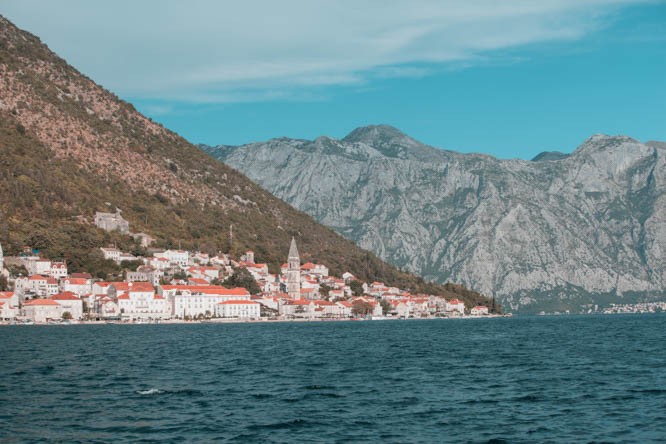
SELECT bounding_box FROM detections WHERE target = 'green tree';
[224,267,261,295]
[349,280,364,296]
[172,271,188,280]
[0,275,8,291]
[62,311,73,320]
[7,264,28,276]
[319,284,331,297]
[121,259,144,271]
[352,300,373,316]
[379,299,391,315]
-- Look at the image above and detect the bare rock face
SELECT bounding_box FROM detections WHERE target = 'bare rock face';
[203,126,666,313]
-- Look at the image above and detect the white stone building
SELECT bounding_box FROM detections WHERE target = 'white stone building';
[113,282,170,320]
[187,266,220,281]
[391,301,410,318]
[279,299,315,318]
[161,285,250,318]
[215,300,260,318]
[23,299,63,322]
[155,250,189,267]
[25,259,52,276]
[471,305,489,316]
[94,210,130,234]
[99,298,120,318]
[301,262,329,277]
[146,256,170,270]
[127,266,163,286]
[25,275,59,298]
[49,262,68,279]
[50,292,84,320]
[0,291,18,319]
[100,247,121,263]
[446,299,466,314]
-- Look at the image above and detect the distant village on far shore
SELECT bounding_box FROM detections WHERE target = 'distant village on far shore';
[1,209,495,324]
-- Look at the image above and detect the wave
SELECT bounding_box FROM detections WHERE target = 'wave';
[136,388,164,395]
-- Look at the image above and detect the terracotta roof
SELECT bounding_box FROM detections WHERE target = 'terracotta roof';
[286,299,313,306]
[162,285,249,296]
[50,292,81,301]
[24,299,60,306]
[218,300,259,305]
[112,282,154,292]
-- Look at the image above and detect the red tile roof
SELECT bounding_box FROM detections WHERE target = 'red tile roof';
[218,300,259,305]
[24,299,60,306]
[161,285,249,296]
[286,299,313,306]
[50,292,81,301]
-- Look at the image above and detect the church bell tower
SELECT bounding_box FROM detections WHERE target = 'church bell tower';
[287,238,301,299]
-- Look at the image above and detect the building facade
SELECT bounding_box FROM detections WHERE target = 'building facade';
[23,299,63,322]
[215,300,260,318]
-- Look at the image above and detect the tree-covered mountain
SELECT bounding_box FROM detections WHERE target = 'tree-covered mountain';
[204,125,666,313]
[0,16,492,307]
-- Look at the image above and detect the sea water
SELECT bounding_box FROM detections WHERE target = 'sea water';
[1,315,664,442]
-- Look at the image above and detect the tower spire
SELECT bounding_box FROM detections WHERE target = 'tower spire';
[289,237,299,259]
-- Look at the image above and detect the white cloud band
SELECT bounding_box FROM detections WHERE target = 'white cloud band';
[1,0,649,102]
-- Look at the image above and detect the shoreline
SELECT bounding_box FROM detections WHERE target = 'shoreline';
[0,314,510,326]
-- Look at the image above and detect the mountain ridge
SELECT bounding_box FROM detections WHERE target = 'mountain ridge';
[203,126,666,313]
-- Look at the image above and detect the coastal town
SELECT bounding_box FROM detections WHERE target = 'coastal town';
[0,211,495,324]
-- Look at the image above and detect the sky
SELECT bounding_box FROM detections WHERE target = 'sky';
[2,0,665,159]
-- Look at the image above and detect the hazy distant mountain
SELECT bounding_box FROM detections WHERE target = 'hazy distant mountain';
[203,125,666,313]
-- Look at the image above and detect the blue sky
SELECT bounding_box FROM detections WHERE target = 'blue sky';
[2,1,665,158]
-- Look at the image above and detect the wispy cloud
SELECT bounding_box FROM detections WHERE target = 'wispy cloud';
[1,0,652,104]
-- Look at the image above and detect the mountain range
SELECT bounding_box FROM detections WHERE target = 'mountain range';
[203,125,666,313]
[0,16,492,307]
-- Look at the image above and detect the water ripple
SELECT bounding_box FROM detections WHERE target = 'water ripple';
[1,315,665,442]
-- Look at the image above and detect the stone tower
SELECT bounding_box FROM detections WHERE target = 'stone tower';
[287,237,301,299]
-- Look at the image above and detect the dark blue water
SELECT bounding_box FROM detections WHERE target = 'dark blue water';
[1,315,665,443]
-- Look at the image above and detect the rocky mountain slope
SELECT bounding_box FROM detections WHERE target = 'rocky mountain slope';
[204,125,666,313]
[0,16,492,306]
